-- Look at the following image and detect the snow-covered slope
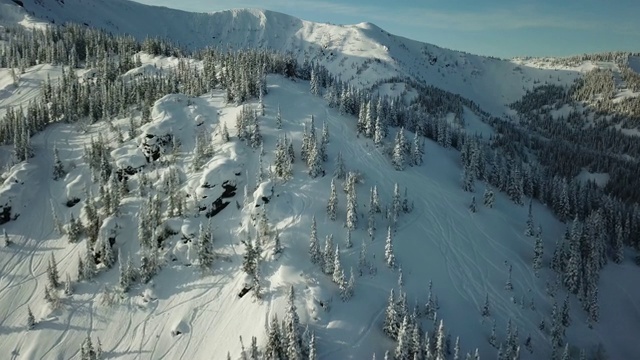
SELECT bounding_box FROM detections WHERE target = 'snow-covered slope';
[0,0,585,115]
[0,55,639,359]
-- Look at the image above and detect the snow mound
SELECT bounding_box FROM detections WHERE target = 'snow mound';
[0,162,35,223]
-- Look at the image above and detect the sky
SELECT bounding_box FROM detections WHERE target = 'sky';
[132,0,640,59]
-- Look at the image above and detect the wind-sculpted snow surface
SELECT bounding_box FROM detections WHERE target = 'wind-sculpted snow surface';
[0,51,638,359]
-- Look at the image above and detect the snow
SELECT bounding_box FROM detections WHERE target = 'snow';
[0,2,638,359]
[0,56,637,359]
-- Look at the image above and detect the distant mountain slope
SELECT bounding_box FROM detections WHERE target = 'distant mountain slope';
[0,0,584,115]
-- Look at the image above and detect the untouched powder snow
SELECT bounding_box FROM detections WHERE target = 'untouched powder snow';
[0,53,638,359]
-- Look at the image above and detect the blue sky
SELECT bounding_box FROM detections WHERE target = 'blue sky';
[133,0,639,58]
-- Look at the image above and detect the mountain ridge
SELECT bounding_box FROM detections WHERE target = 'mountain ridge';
[0,0,588,115]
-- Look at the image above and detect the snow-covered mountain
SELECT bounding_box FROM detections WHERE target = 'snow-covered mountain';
[0,0,589,115]
[1,1,639,360]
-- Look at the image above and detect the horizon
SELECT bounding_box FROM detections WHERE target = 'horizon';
[131,0,640,59]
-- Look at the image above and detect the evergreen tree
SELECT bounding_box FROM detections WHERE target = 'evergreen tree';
[489,320,498,347]
[358,239,368,275]
[309,216,322,265]
[323,234,335,275]
[435,320,446,360]
[197,223,215,271]
[345,228,353,249]
[47,253,60,288]
[327,179,338,221]
[53,145,66,180]
[392,129,407,171]
[411,132,423,166]
[392,183,401,227]
[273,229,283,255]
[372,185,381,214]
[483,186,494,208]
[27,306,35,330]
[346,182,358,231]
[334,151,346,180]
[469,196,477,213]
[284,285,302,360]
[561,294,571,327]
[383,288,399,339]
[307,141,323,178]
[504,264,513,291]
[384,226,396,268]
[64,273,73,296]
[308,332,317,360]
[345,267,355,300]
[221,122,230,142]
[481,293,490,317]
[533,229,544,275]
[83,241,97,280]
[425,280,436,320]
[525,199,535,236]
[276,104,282,129]
[396,315,411,360]
[332,244,345,285]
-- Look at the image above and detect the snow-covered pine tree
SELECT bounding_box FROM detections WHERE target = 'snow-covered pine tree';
[332,244,345,283]
[525,198,534,236]
[392,183,401,227]
[327,178,338,221]
[284,285,302,359]
[384,226,396,268]
[83,240,97,280]
[345,267,355,300]
[265,314,284,360]
[309,216,322,265]
[197,222,215,271]
[358,239,368,275]
[27,305,35,330]
[221,122,230,142]
[395,315,411,360]
[392,128,407,171]
[334,151,346,180]
[383,288,399,339]
[483,186,494,208]
[274,229,283,255]
[53,145,66,180]
[308,331,317,360]
[64,273,73,296]
[411,132,423,166]
[533,229,544,275]
[425,280,436,319]
[504,264,513,291]
[47,253,60,289]
[250,110,263,149]
[373,114,386,147]
[481,293,490,317]
[469,196,477,213]
[344,229,353,249]
[323,234,335,275]
[561,294,571,327]
[307,141,323,178]
[346,182,358,231]
[320,120,329,162]
[435,320,446,360]
[489,319,498,347]
[276,104,282,129]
